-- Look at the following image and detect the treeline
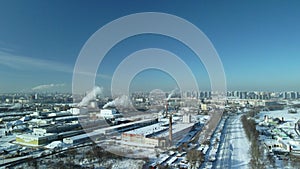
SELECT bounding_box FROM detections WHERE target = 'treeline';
[241,110,265,169]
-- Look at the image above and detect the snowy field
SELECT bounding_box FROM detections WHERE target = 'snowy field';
[258,109,299,123]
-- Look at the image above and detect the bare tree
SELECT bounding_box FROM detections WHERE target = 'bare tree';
[186,149,204,169]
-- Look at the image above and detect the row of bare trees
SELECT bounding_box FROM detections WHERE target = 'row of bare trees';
[241,110,265,169]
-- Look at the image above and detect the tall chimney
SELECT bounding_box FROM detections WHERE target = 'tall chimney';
[166,102,172,146]
[165,103,168,117]
[169,115,172,146]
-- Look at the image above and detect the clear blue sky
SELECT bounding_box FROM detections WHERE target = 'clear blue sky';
[0,0,300,93]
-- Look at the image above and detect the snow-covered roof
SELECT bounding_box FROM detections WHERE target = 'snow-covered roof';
[155,123,194,138]
[124,123,168,137]
[45,141,64,149]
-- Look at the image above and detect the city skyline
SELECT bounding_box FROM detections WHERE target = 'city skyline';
[1,1,300,93]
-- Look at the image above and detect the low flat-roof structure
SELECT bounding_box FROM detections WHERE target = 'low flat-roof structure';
[63,118,158,145]
[124,123,168,137]
[16,133,57,146]
[122,122,195,147]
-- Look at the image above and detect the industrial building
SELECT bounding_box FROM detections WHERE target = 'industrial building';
[16,133,57,146]
[122,123,168,147]
[122,101,196,148]
[69,107,88,115]
[121,121,195,147]
[16,122,81,146]
[33,123,81,134]
[63,130,104,145]
[63,118,158,145]
[97,109,122,119]
[155,122,195,144]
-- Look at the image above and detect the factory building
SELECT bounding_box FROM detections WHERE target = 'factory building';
[63,130,104,145]
[16,133,57,146]
[121,121,195,147]
[97,109,122,119]
[63,118,158,145]
[69,107,88,115]
[16,122,80,146]
[155,123,195,144]
[32,123,81,134]
[122,123,168,147]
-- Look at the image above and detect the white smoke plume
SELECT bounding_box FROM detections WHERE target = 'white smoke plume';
[167,88,178,100]
[77,86,103,107]
[32,83,65,91]
[103,95,132,109]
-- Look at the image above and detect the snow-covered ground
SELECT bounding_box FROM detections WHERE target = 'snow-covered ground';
[257,109,300,168]
[230,115,250,168]
[102,158,146,169]
[258,109,299,123]
[215,115,250,169]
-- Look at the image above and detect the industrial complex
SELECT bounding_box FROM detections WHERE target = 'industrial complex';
[1,90,300,168]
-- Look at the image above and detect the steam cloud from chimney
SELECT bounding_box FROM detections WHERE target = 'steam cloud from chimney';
[102,95,132,109]
[167,88,178,100]
[77,86,103,107]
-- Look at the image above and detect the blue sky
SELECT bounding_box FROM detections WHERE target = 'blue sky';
[0,0,300,93]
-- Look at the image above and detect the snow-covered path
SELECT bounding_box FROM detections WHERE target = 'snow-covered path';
[215,115,250,169]
[230,115,250,168]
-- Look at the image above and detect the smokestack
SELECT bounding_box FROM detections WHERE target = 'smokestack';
[165,103,168,116]
[169,115,172,146]
[165,101,172,146]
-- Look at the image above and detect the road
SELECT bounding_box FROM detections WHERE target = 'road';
[215,114,250,169]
